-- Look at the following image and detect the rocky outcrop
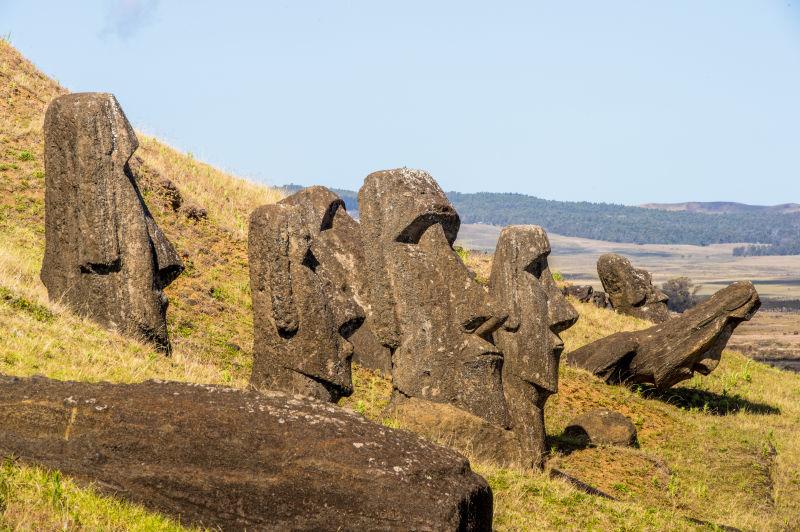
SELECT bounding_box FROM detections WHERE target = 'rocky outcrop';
[41,93,183,353]
[488,226,578,468]
[248,198,364,402]
[564,409,638,447]
[597,254,670,323]
[358,169,509,427]
[0,375,493,531]
[567,281,760,389]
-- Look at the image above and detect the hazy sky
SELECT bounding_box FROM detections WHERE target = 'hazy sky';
[3,1,799,204]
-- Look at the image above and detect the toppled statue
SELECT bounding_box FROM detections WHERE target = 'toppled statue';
[278,186,392,374]
[597,253,670,323]
[41,93,183,353]
[489,226,578,468]
[0,374,492,530]
[567,281,760,389]
[359,168,510,427]
[248,196,365,402]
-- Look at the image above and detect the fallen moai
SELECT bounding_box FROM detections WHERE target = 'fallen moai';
[358,168,510,427]
[567,281,760,389]
[0,375,492,531]
[597,253,670,323]
[248,198,365,402]
[489,226,578,468]
[278,186,392,374]
[41,93,183,353]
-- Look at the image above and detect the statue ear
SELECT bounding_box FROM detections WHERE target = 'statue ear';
[270,206,306,336]
[76,113,120,271]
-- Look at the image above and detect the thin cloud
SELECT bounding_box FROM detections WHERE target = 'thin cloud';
[100,0,160,40]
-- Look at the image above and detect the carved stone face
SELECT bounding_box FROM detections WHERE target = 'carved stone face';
[597,253,670,323]
[248,198,364,401]
[568,281,761,389]
[41,93,183,352]
[489,226,578,393]
[359,168,509,426]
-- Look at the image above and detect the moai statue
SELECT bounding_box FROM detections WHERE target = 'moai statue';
[278,187,392,374]
[597,253,670,322]
[41,93,183,353]
[568,281,760,389]
[358,168,509,426]
[248,198,365,402]
[489,226,578,468]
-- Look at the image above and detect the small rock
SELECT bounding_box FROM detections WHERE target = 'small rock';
[158,179,182,211]
[564,409,638,447]
[562,284,593,303]
[184,204,207,221]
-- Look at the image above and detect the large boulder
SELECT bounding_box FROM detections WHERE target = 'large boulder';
[41,93,183,353]
[0,375,492,531]
[488,226,578,468]
[564,409,638,447]
[567,281,760,389]
[596,254,670,323]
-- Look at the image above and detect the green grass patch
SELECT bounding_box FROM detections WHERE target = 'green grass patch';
[0,286,55,323]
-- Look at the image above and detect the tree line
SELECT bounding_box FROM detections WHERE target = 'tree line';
[281,186,800,255]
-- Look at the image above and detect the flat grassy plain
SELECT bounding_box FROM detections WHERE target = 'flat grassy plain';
[457,223,800,300]
[2,40,800,530]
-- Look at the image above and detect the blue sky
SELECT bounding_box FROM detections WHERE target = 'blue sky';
[2,1,799,204]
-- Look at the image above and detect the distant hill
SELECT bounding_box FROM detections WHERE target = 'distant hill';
[284,185,800,252]
[640,201,800,215]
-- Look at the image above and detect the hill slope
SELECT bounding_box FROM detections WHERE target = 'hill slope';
[641,201,800,215]
[2,39,800,530]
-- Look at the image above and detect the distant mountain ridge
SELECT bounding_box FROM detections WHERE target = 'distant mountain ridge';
[280,184,800,253]
[640,201,800,214]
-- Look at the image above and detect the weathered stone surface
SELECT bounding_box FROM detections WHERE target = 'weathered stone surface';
[41,93,183,353]
[358,168,509,426]
[488,226,578,468]
[590,290,612,309]
[564,409,638,447]
[562,284,593,303]
[597,253,670,323]
[0,375,492,531]
[248,199,364,402]
[568,281,760,389]
[279,186,391,374]
[184,204,207,221]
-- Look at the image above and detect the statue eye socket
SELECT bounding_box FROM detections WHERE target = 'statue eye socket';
[301,249,319,272]
[525,258,545,279]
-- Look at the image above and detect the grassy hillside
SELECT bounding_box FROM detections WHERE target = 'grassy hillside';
[2,39,800,530]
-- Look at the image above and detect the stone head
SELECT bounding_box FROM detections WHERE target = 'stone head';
[248,198,364,400]
[42,93,183,352]
[490,226,578,393]
[358,168,509,425]
[597,253,669,322]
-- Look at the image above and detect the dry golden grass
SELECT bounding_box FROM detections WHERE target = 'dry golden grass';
[137,135,283,239]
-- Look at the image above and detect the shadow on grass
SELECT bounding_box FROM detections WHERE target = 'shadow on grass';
[634,385,780,416]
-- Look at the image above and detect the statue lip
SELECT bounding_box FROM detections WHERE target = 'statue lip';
[480,350,503,361]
